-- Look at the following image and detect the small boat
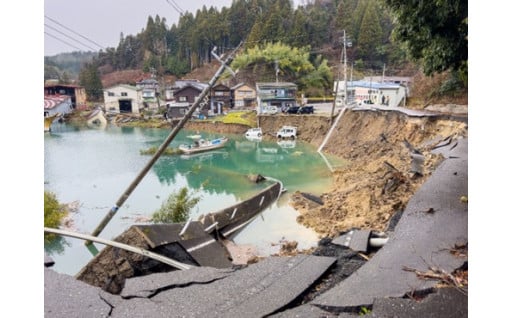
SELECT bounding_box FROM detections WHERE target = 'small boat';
[179,135,229,155]
[44,112,60,132]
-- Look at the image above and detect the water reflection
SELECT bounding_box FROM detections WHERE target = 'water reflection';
[44,235,71,256]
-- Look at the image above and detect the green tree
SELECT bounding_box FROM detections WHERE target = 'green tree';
[44,64,61,82]
[44,191,67,229]
[79,62,104,102]
[357,1,383,64]
[383,0,467,78]
[151,187,201,223]
[232,42,314,82]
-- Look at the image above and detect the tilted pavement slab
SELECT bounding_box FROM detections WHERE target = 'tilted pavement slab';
[368,287,467,318]
[45,267,118,318]
[111,254,336,318]
[312,138,468,309]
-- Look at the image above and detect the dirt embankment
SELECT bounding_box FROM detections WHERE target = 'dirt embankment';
[184,108,468,239]
[292,109,468,237]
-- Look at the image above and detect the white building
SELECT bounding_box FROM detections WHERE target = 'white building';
[103,84,143,114]
[333,80,408,107]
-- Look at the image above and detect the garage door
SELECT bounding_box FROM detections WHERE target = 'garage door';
[119,99,132,113]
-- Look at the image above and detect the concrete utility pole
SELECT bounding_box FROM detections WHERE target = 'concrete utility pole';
[343,29,348,106]
[330,30,349,124]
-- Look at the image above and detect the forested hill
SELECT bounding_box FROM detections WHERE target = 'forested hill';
[44,52,97,82]
[46,0,406,81]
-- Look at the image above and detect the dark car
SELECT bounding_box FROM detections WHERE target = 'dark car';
[285,106,301,114]
[284,105,314,114]
[299,105,315,114]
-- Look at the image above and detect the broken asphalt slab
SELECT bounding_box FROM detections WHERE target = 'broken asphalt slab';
[112,255,336,317]
[44,268,114,318]
[46,254,336,318]
[310,138,467,311]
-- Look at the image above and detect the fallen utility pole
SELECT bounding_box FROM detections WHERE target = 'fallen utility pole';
[45,227,193,270]
[86,42,243,244]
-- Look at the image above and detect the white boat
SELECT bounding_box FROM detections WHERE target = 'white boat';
[179,135,229,155]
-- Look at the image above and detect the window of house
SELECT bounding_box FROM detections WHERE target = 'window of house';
[108,92,114,97]
[121,92,128,96]
[179,96,187,102]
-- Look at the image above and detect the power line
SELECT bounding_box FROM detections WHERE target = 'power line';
[44,15,105,50]
[165,0,183,16]
[44,32,83,52]
[169,0,184,13]
[44,23,97,51]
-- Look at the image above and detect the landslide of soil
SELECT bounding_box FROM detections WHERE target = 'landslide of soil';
[185,107,468,239]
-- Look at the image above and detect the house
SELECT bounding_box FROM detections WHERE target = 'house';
[103,84,143,114]
[136,77,160,108]
[44,84,87,109]
[164,79,204,102]
[165,102,190,120]
[231,83,256,108]
[210,83,231,114]
[167,82,210,119]
[255,82,298,114]
[44,95,73,117]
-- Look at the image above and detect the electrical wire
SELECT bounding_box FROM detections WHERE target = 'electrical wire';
[44,23,97,51]
[165,0,184,16]
[44,31,83,52]
[44,15,105,50]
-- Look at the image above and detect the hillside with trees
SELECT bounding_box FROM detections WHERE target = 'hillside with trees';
[44,0,467,105]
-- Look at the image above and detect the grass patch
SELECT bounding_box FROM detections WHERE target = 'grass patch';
[140,146,183,156]
[215,110,257,127]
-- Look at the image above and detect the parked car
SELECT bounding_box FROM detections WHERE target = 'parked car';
[284,105,314,114]
[284,106,300,114]
[245,127,263,138]
[299,105,315,114]
[276,126,297,139]
[261,105,279,114]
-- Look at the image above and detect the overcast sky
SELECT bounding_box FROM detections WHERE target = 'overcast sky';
[44,0,236,56]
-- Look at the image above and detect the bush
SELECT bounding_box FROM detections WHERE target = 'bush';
[44,191,67,228]
[151,187,201,223]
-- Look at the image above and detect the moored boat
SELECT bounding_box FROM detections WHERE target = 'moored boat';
[178,135,229,154]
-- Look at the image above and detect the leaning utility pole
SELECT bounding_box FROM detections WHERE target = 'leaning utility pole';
[86,42,243,245]
[330,30,349,125]
[343,30,348,106]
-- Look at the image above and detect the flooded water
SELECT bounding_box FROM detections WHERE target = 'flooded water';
[44,122,345,275]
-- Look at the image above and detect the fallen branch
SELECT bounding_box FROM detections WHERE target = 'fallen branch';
[402,265,467,294]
